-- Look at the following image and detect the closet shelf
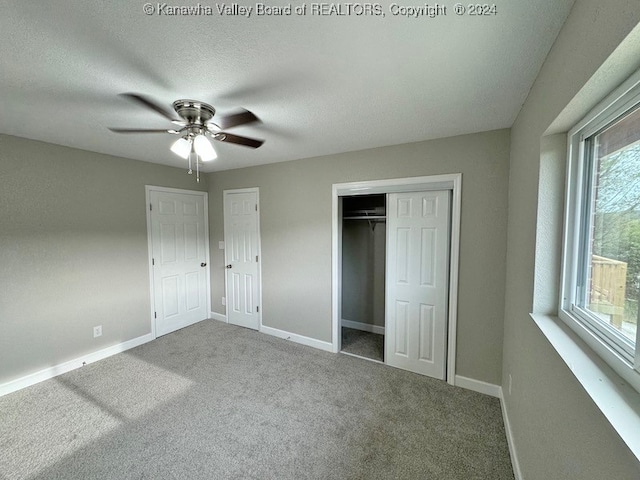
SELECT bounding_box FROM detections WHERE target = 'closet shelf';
[343,216,386,220]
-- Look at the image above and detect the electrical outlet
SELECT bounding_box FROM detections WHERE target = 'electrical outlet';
[508,374,512,395]
[93,325,102,338]
[221,297,226,306]
[218,241,225,250]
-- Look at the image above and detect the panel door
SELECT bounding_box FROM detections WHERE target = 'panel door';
[224,191,261,330]
[150,190,208,337]
[385,190,450,379]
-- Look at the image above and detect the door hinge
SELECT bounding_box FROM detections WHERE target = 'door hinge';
[154,312,157,319]
[152,258,155,266]
[255,204,258,211]
[256,306,259,313]
[150,203,153,211]
[256,255,258,262]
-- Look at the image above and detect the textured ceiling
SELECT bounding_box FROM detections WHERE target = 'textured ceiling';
[0,1,574,172]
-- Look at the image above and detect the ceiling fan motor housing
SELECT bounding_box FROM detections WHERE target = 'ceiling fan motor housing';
[173,100,216,125]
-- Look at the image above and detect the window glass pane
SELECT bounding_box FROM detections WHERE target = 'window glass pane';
[586,106,640,345]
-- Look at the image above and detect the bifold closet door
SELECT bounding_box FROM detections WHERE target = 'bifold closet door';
[385,190,450,379]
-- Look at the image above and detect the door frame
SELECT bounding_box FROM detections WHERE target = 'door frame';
[222,187,263,330]
[331,174,462,385]
[145,185,211,339]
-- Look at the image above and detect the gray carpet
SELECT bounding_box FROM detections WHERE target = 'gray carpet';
[0,320,514,480]
[341,327,384,362]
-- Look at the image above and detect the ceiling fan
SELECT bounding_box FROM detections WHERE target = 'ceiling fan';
[109,93,264,181]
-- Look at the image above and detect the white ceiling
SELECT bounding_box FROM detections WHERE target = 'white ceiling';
[0,1,574,172]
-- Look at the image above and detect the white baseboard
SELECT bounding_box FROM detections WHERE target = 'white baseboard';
[500,390,523,480]
[210,312,227,323]
[0,332,154,397]
[260,325,333,353]
[341,319,385,335]
[454,374,501,398]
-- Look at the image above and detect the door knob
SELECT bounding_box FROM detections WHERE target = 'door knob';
[201,263,207,267]
[226,264,232,269]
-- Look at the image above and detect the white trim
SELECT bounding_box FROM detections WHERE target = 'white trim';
[145,186,211,339]
[332,174,462,386]
[531,313,640,462]
[260,325,333,353]
[0,333,154,397]
[454,375,501,398]
[447,175,462,385]
[333,175,459,195]
[210,311,227,323]
[500,389,524,480]
[341,319,385,335]
[222,187,261,195]
[336,197,344,353]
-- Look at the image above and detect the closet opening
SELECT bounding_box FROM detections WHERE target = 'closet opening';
[340,194,386,363]
[332,174,462,384]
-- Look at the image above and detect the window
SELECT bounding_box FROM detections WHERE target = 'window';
[562,72,640,391]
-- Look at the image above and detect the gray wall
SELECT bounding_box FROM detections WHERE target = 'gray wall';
[341,220,386,328]
[0,134,207,385]
[208,129,509,385]
[502,0,640,478]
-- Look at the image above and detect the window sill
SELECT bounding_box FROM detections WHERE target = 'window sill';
[530,313,640,462]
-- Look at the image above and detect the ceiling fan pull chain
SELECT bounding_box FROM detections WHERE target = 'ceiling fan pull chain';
[188,140,195,175]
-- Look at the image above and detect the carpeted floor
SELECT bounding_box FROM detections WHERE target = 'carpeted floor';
[0,320,514,480]
[341,327,385,362]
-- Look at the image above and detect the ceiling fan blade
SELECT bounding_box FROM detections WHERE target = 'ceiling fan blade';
[216,109,260,129]
[108,127,176,134]
[217,133,264,148]
[120,93,179,122]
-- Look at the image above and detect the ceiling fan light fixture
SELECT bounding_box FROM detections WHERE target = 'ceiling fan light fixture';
[170,137,191,159]
[194,134,217,161]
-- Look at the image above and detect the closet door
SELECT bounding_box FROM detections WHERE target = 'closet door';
[385,190,450,379]
[224,189,261,331]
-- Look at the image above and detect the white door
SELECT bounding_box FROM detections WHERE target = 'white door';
[150,189,209,337]
[224,190,261,330]
[385,190,450,379]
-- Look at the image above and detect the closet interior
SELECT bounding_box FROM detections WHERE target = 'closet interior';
[340,194,386,362]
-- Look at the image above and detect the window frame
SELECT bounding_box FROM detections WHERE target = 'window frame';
[560,70,640,394]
